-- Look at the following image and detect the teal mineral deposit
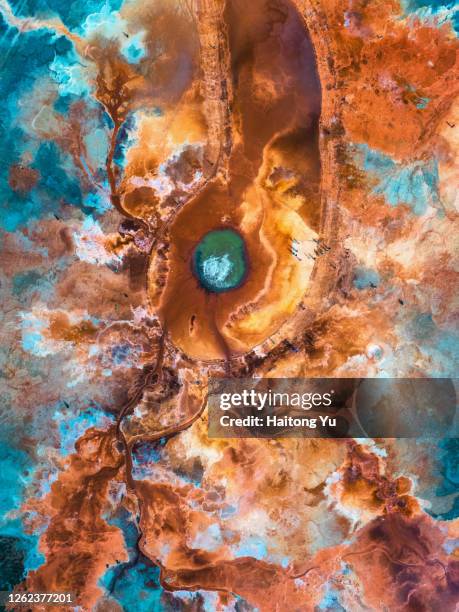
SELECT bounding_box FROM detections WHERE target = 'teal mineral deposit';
[192,229,248,293]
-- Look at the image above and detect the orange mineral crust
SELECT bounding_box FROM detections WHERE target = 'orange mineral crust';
[1,0,458,610]
[23,429,127,610]
[149,0,322,360]
[293,0,458,160]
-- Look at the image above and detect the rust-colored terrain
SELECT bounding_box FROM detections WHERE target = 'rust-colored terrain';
[0,0,458,610]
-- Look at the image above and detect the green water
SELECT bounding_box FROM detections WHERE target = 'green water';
[192,229,247,293]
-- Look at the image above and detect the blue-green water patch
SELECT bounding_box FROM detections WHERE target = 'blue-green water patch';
[317,586,346,611]
[404,312,459,377]
[100,559,162,612]
[12,269,56,304]
[0,22,104,230]
[12,270,42,297]
[0,536,26,592]
[120,32,147,64]
[192,229,248,293]
[416,96,430,109]
[428,439,459,520]
[33,142,82,204]
[401,0,459,34]
[8,0,123,31]
[234,536,267,561]
[353,267,380,290]
[0,440,45,586]
[53,401,112,456]
[100,509,163,612]
[353,144,441,216]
